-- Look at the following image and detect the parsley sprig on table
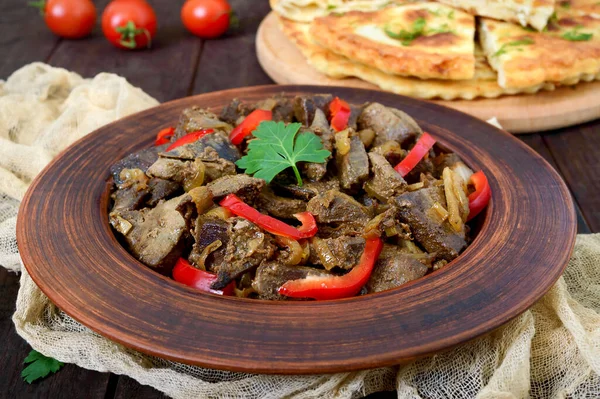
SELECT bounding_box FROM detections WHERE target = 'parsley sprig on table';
[22,350,64,384]
[236,121,330,186]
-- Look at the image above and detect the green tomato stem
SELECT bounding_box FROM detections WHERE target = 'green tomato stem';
[116,20,152,49]
[28,0,46,16]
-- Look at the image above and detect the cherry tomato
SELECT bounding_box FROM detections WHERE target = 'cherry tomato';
[181,0,232,39]
[31,0,97,39]
[102,0,157,50]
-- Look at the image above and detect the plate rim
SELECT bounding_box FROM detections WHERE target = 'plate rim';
[17,84,576,374]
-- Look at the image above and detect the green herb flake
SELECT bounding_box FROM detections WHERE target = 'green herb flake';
[22,350,64,384]
[326,4,336,10]
[385,17,428,46]
[448,10,455,19]
[560,1,571,8]
[493,37,535,57]
[562,29,593,41]
[236,121,330,186]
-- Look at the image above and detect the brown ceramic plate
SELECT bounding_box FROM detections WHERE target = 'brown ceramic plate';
[17,85,576,374]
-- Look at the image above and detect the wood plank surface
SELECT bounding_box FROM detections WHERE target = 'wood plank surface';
[0,268,112,398]
[542,121,600,232]
[192,0,273,94]
[0,0,59,79]
[519,134,592,235]
[46,0,202,102]
[0,0,598,398]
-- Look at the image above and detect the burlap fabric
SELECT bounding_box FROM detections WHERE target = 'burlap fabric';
[2,64,600,398]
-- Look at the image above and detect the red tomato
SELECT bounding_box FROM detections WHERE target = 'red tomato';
[32,0,97,39]
[181,0,232,38]
[102,0,157,50]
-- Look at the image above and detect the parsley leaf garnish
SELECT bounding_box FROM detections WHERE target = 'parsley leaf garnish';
[22,350,64,384]
[493,37,535,57]
[236,121,330,186]
[562,27,593,41]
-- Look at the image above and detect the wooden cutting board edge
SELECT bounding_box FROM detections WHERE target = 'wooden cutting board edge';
[256,12,600,134]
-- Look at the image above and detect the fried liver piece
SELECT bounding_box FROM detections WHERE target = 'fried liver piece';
[358,102,422,146]
[110,194,195,275]
[188,216,230,271]
[207,174,265,202]
[161,133,241,163]
[336,133,369,192]
[256,187,307,219]
[173,107,233,140]
[363,152,407,202]
[366,244,428,293]
[252,262,331,300]
[395,188,466,261]
[211,218,276,289]
[308,236,365,270]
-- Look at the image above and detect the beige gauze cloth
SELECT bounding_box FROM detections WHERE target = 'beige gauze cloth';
[2,63,600,399]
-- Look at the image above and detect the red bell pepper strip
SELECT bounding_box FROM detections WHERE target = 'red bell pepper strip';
[172,258,234,295]
[166,129,214,151]
[394,132,436,177]
[219,194,317,239]
[155,127,174,146]
[467,171,491,221]
[229,109,273,145]
[329,97,351,132]
[278,237,383,300]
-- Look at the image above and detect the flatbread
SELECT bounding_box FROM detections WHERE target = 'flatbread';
[479,9,600,89]
[269,0,396,22]
[436,0,555,31]
[309,2,476,80]
[278,16,554,100]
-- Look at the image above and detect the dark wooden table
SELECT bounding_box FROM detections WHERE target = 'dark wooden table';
[1,0,597,397]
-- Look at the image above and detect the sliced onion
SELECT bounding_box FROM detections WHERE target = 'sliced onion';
[275,236,304,266]
[183,159,205,192]
[311,237,339,270]
[335,129,351,156]
[358,128,375,148]
[234,287,256,298]
[452,162,474,189]
[204,206,232,220]
[443,168,463,233]
[195,240,222,271]
[431,202,449,222]
[188,186,213,214]
[407,182,425,191]
[109,214,133,235]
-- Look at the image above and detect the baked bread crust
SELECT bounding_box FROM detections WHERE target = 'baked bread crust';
[309,3,476,80]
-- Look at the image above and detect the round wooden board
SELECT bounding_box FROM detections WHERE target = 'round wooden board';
[18,85,576,374]
[256,12,600,134]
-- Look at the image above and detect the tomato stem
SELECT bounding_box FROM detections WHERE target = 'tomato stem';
[229,10,239,30]
[116,20,152,49]
[28,0,46,16]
